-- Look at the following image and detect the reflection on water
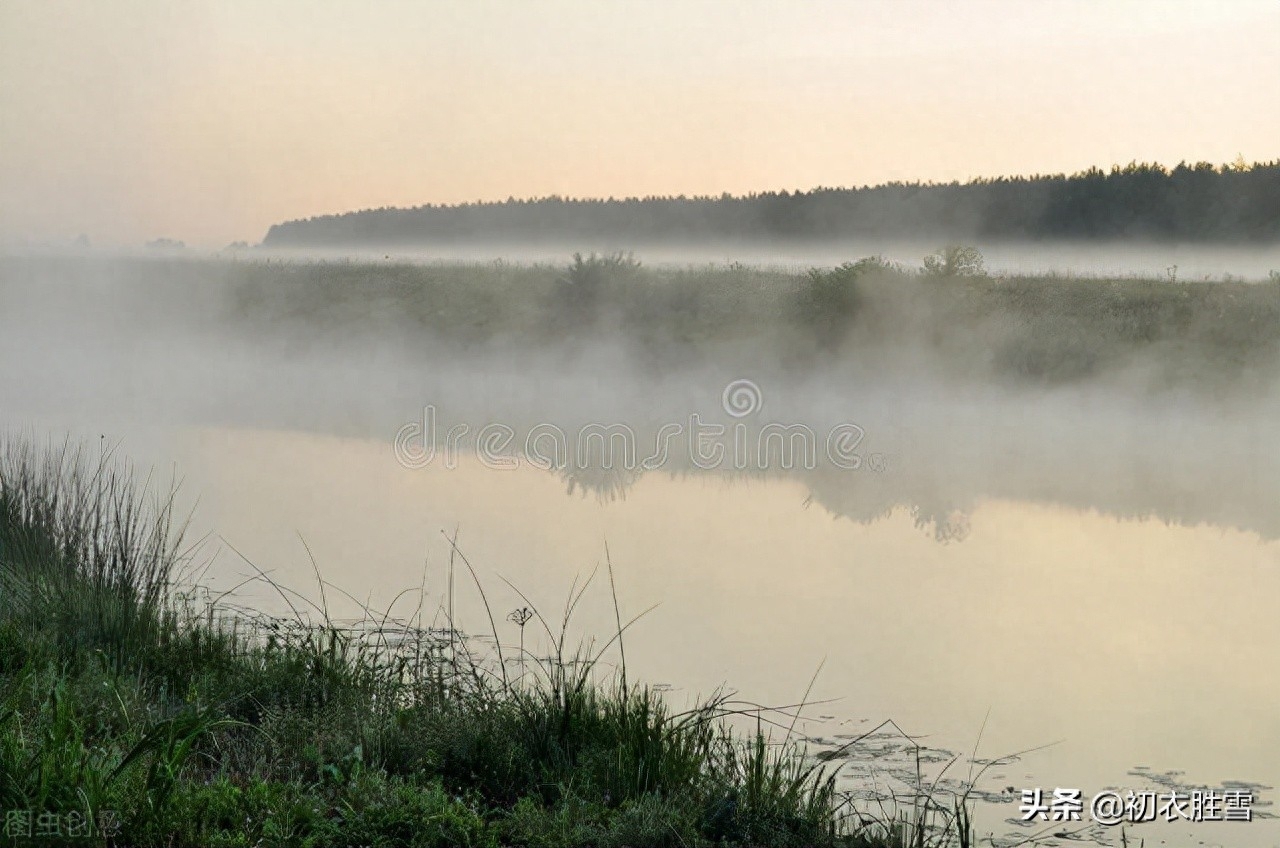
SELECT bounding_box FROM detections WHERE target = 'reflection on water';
[387,375,1280,545]
[169,426,1279,848]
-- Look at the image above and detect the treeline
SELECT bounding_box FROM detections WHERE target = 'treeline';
[262,160,1280,246]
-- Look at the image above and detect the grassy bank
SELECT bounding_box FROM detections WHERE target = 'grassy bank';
[223,252,1280,385]
[0,440,977,847]
[4,252,1277,395]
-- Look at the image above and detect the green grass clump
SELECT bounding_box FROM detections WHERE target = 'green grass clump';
[2,437,977,847]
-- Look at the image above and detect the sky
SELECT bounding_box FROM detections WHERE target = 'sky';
[1,0,1277,248]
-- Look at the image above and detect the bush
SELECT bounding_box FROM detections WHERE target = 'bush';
[795,256,894,350]
[921,245,985,277]
[553,251,642,328]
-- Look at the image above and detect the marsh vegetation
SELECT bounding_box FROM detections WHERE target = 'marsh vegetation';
[0,440,992,847]
[6,249,1277,395]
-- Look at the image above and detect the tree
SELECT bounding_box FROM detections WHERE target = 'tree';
[795,256,896,349]
[922,245,985,277]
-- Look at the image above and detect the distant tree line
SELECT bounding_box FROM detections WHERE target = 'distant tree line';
[262,160,1280,246]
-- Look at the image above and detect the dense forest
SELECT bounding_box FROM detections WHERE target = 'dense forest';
[262,160,1280,247]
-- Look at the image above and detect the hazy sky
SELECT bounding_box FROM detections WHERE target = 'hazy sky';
[2,0,1277,247]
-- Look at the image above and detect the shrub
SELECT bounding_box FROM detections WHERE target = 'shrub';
[553,251,642,328]
[921,245,985,277]
[795,256,894,350]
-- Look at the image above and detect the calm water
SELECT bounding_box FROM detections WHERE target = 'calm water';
[168,418,1280,847]
[3,256,1278,846]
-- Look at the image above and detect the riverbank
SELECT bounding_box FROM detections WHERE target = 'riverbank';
[0,439,979,847]
[5,252,1277,398]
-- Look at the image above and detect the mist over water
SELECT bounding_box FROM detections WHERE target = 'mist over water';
[2,250,1278,845]
[243,240,1280,282]
[12,238,1279,282]
[5,0,1279,842]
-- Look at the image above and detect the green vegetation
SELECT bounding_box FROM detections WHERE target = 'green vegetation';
[220,252,1280,391]
[0,440,980,847]
[920,246,984,278]
[795,257,891,351]
[5,251,1278,394]
[5,250,1280,400]
[262,159,1280,247]
[555,251,643,327]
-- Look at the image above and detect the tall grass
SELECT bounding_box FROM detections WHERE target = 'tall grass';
[0,438,188,666]
[0,437,980,847]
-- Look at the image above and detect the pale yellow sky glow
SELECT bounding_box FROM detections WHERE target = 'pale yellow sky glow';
[1,0,1277,247]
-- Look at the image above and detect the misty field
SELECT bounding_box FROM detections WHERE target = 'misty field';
[5,253,1279,396]
[240,254,1278,391]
